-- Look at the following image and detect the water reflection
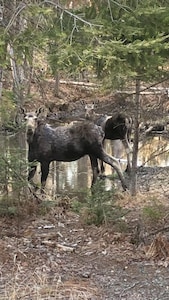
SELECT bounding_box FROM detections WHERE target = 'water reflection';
[1,133,169,194]
[138,136,169,167]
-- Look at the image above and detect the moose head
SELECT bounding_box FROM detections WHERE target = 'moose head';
[20,107,46,142]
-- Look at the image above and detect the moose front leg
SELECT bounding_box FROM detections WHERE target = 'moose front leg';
[40,161,50,190]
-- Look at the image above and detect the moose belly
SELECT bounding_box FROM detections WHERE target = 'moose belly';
[51,143,86,162]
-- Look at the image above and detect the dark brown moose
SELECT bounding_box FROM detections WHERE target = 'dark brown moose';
[22,107,127,191]
[85,103,132,173]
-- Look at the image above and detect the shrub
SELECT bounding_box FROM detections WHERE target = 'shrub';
[142,203,167,226]
[71,181,128,226]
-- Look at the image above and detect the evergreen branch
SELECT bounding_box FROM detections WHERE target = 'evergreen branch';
[2,156,26,183]
[4,0,102,36]
[42,0,103,28]
[1,157,42,202]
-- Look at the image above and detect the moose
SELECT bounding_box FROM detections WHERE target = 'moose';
[22,107,128,191]
[84,103,133,174]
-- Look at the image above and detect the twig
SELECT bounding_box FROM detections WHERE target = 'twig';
[109,0,133,13]
[125,77,169,97]
[144,226,169,238]
[138,146,169,169]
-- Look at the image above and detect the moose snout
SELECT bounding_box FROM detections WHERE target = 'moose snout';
[85,112,90,119]
[27,126,34,134]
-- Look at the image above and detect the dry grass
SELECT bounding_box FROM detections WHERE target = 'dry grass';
[0,263,98,299]
[145,233,169,261]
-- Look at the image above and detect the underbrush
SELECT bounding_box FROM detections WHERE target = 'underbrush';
[71,181,129,227]
[142,201,168,226]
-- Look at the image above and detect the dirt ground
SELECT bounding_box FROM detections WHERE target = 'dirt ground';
[1,80,169,299]
[1,167,169,300]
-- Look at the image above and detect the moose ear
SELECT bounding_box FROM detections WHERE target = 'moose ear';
[36,107,44,115]
[93,100,100,108]
[36,107,47,119]
[80,100,85,106]
[19,106,26,116]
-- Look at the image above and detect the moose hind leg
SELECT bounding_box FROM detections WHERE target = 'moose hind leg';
[100,160,105,175]
[122,137,132,174]
[89,155,100,187]
[100,139,106,175]
[101,150,128,191]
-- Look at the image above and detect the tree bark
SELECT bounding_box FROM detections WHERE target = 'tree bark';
[0,67,3,100]
[54,72,59,97]
[130,78,141,196]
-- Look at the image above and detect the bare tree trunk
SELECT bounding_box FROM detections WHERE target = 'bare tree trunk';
[4,1,28,108]
[0,67,3,100]
[0,66,3,126]
[130,78,141,196]
[54,71,59,97]
[26,61,33,96]
[7,43,24,105]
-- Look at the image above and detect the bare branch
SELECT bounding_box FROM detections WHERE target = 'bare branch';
[42,0,103,28]
[4,3,27,33]
[70,17,79,44]
[109,0,133,13]
[107,0,114,22]
[145,226,169,238]
[138,146,169,169]
[129,77,169,97]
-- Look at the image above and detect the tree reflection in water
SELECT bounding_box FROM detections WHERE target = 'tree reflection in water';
[1,134,169,196]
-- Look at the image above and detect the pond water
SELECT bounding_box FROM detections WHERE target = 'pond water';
[1,132,169,195]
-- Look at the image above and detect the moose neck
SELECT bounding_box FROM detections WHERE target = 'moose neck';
[26,129,35,144]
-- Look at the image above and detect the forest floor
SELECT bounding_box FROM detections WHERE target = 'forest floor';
[1,169,169,300]
[1,79,169,299]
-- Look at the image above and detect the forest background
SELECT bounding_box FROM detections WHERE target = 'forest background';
[1,0,169,195]
[0,1,169,299]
